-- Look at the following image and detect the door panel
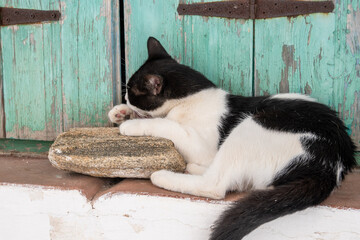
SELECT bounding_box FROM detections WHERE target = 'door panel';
[254,1,360,148]
[125,0,253,96]
[124,0,184,81]
[126,0,359,149]
[182,13,253,96]
[0,0,120,140]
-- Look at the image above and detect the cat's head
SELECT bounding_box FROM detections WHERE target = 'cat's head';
[125,37,215,117]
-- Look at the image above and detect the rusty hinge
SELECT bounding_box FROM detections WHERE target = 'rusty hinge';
[0,7,60,26]
[177,0,334,19]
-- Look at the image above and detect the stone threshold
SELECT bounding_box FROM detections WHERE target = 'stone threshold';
[1,155,359,208]
[1,155,360,240]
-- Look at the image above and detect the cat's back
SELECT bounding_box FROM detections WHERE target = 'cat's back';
[225,93,345,139]
[253,94,344,139]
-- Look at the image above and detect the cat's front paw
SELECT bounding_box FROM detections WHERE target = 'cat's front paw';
[108,104,134,124]
[119,119,146,136]
[150,170,173,189]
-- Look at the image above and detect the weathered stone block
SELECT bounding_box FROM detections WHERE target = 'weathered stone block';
[48,128,186,178]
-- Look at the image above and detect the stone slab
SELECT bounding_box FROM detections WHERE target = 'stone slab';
[48,128,186,178]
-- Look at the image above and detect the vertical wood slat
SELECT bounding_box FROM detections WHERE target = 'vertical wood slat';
[61,0,115,130]
[124,0,184,81]
[0,30,5,138]
[182,1,253,96]
[125,0,253,96]
[1,0,48,139]
[0,0,120,140]
[111,0,122,106]
[43,0,63,140]
[254,1,360,149]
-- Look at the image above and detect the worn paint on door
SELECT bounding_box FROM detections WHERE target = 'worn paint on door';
[124,0,254,96]
[255,0,360,148]
[0,0,121,140]
[125,0,359,149]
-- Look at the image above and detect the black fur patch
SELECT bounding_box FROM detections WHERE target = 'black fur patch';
[127,38,215,112]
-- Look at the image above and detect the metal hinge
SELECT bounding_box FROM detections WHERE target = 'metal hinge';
[177,0,334,19]
[0,7,60,26]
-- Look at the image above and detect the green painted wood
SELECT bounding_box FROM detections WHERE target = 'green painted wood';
[182,0,253,96]
[254,1,360,149]
[1,0,47,139]
[0,29,5,138]
[124,0,253,96]
[0,0,120,140]
[124,0,184,80]
[0,139,53,154]
[76,0,113,128]
[356,152,360,166]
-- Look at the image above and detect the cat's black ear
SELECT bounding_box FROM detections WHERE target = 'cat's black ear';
[144,74,163,95]
[147,37,171,60]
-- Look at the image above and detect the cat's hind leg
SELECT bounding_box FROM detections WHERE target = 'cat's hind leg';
[151,170,226,199]
[151,150,233,199]
[186,163,207,175]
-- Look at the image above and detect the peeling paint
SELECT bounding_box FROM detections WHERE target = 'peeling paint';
[280,45,298,93]
[351,91,360,146]
[22,37,28,45]
[304,82,312,95]
[29,33,36,51]
[307,24,312,45]
[346,5,360,55]
[59,1,67,25]
[1,0,115,140]
[7,25,19,33]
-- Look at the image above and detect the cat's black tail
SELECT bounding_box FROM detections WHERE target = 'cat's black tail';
[210,168,338,240]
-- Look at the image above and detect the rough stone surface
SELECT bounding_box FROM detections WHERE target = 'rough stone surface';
[48,128,186,178]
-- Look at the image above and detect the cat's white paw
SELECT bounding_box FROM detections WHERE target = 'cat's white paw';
[119,119,145,136]
[150,170,173,189]
[108,104,134,124]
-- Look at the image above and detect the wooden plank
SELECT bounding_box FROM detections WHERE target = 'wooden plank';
[1,0,48,140]
[61,0,115,130]
[335,0,360,150]
[43,0,64,140]
[111,0,122,106]
[182,0,253,96]
[124,0,184,80]
[125,0,253,96]
[254,1,360,149]
[0,0,118,140]
[0,139,52,154]
[59,0,80,131]
[0,30,5,138]
[75,0,113,128]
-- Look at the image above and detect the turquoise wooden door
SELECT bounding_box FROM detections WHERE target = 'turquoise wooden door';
[125,0,359,149]
[254,0,360,149]
[0,0,121,140]
[125,0,254,96]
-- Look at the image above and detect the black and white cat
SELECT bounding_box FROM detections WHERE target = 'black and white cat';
[108,37,356,240]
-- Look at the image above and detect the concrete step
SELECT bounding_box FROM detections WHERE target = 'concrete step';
[0,155,359,240]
